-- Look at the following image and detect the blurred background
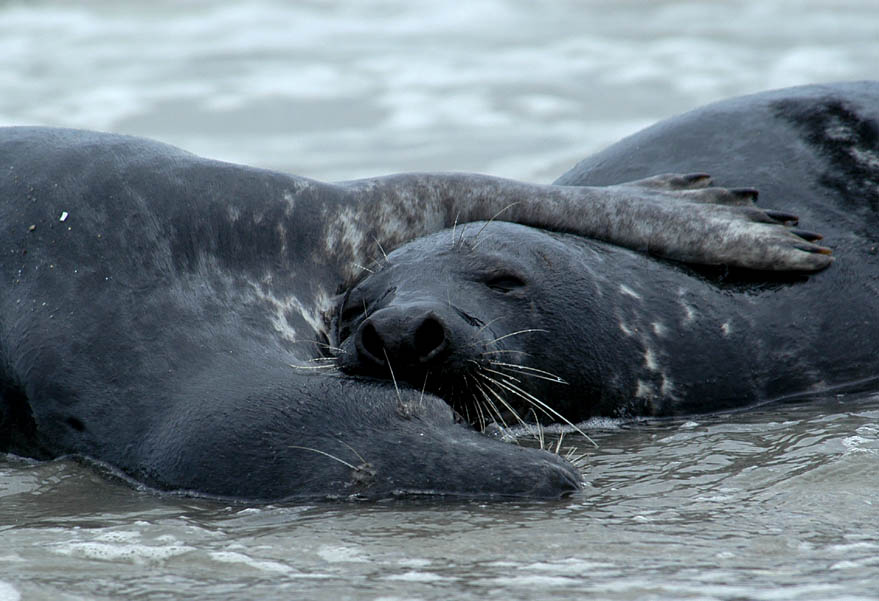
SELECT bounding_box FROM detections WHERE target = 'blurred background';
[1,0,877,182]
[2,4,879,600]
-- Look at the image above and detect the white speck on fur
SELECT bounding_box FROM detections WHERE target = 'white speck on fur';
[721,321,732,336]
[651,321,667,337]
[850,146,879,169]
[680,301,696,325]
[644,348,659,371]
[635,380,654,399]
[619,322,633,336]
[324,207,366,258]
[676,288,697,325]
[825,123,855,141]
[282,189,299,216]
[276,222,290,258]
[619,284,641,300]
[248,282,332,342]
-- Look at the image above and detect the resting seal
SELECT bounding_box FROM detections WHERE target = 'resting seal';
[0,127,821,501]
[336,81,878,423]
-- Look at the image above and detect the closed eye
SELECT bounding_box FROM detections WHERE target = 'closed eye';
[484,274,527,293]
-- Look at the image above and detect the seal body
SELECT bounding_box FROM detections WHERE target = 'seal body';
[0,93,854,500]
[336,82,879,421]
[2,127,801,500]
[553,81,879,415]
[0,128,585,501]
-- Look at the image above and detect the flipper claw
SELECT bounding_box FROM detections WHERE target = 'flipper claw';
[791,229,823,242]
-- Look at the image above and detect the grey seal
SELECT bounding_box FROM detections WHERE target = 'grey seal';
[0,126,827,500]
[335,82,876,425]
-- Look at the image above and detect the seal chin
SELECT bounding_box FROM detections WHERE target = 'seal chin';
[526,458,584,500]
[337,314,506,429]
[361,422,585,501]
[372,457,582,501]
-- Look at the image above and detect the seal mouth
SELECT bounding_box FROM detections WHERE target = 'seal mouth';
[335,323,578,436]
[331,288,578,435]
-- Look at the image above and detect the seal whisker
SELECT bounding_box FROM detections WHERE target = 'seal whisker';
[469,315,507,341]
[483,328,549,346]
[450,212,460,248]
[481,365,522,384]
[382,348,403,407]
[473,381,511,431]
[456,223,469,249]
[463,374,488,430]
[462,397,473,426]
[480,349,530,357]
[475,377,530,431]
[353,263,374,274]
[335,438,369,466]
[293,339,346,354]
[481,373,598,448]
[477,373,546,444]
[564,448,589,471]
[531,410,546,450]
[288,445,359,470]
[372,235,389,261]
[289,363,339,371]
[487,361,568,384]
[419,371,429,407]
[471,202,520,248]
[467,327,548,349]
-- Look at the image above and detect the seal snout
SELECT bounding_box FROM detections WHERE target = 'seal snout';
[355,305,452,371]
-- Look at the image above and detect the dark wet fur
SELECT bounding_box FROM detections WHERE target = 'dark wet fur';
[340,82,879,424]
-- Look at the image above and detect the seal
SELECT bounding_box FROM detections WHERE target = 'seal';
[0,127,820,501]
[335,81,879,424]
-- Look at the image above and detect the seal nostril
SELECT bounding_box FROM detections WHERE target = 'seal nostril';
[414,316,446,361]
[358,322,386,366]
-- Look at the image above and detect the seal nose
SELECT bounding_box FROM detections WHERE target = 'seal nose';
[356,306,449,369]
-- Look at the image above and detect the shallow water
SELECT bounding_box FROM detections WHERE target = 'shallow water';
[2,1,879,600]
[3,395,878,601]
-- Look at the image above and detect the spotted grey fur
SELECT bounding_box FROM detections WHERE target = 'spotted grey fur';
[336,82,879,424]
[0,125,829,501]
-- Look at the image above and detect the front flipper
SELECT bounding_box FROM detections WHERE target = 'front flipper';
[627,172,761,206]
[330,172,831,277]
[611,173,832,270]
[624,172,713,191]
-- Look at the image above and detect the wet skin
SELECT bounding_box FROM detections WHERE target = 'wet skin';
[336,82,879,424]
[0,127,820,500]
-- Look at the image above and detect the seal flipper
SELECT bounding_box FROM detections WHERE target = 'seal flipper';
[137,372,582,502]
[330,172,832,279]
[622,172,713,190]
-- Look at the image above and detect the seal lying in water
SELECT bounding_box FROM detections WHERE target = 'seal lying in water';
[335,81,878,425]
[0,127,824,501]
